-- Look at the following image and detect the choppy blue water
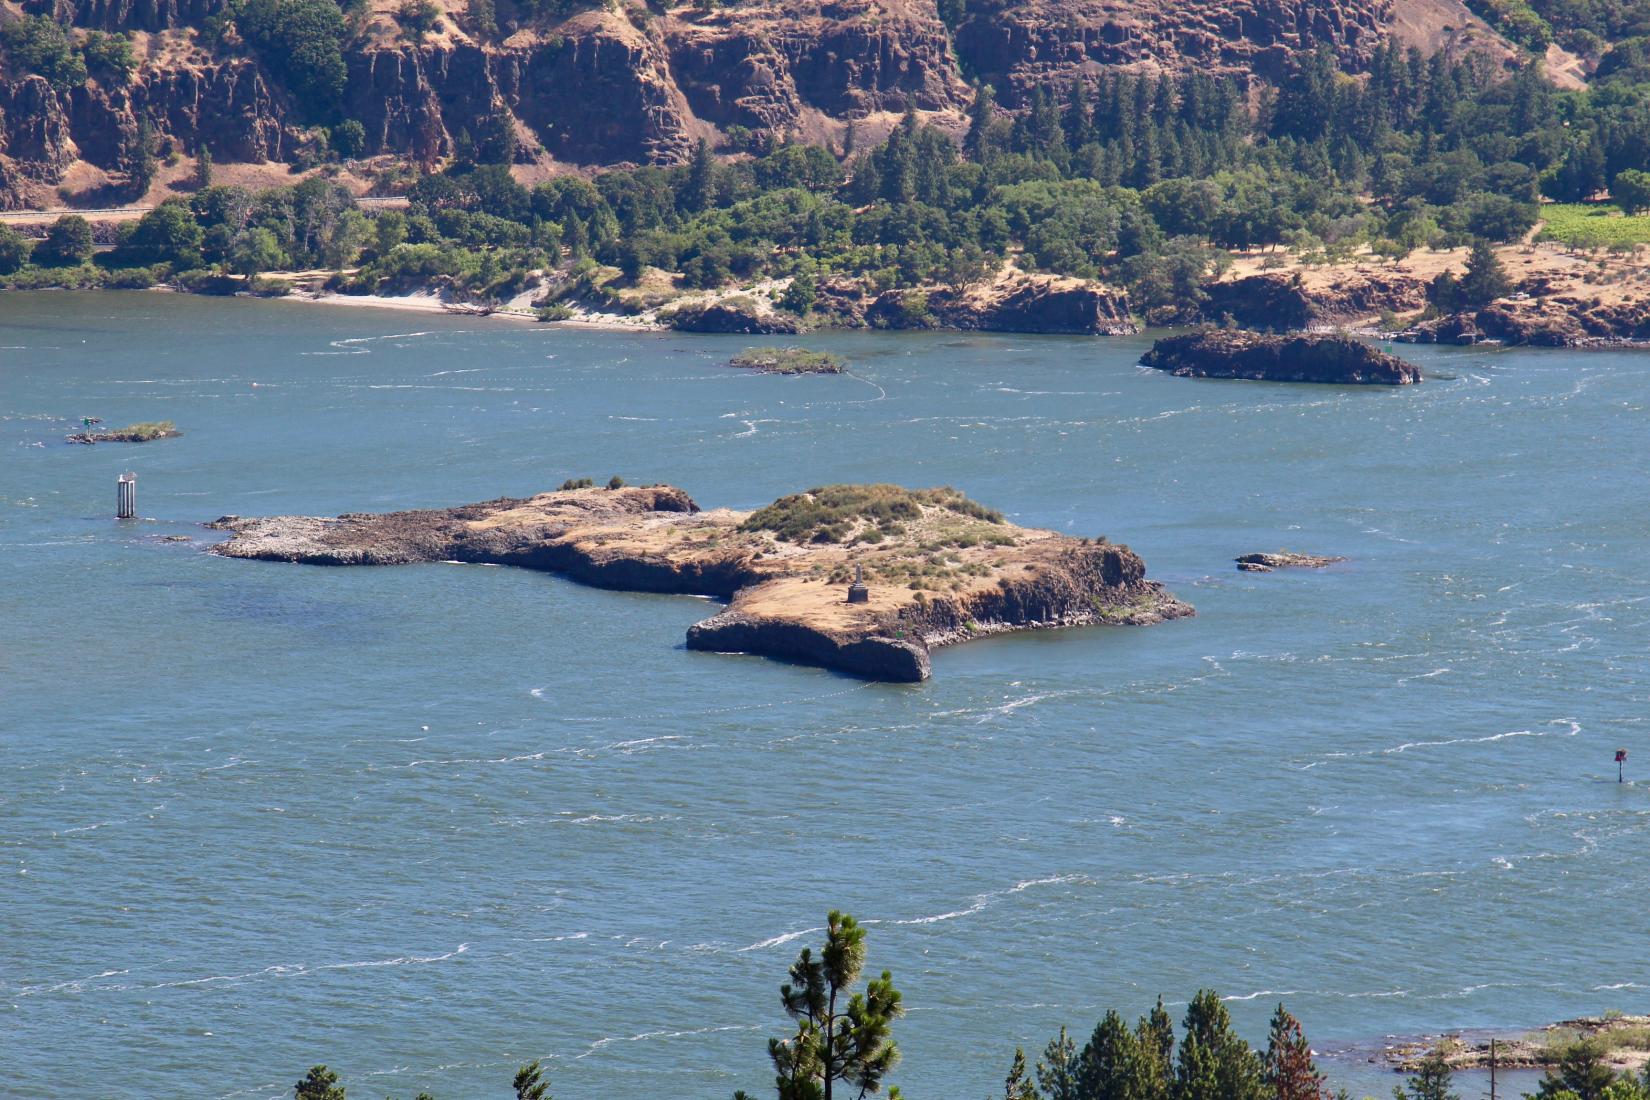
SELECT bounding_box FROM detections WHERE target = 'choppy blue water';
[3,292,1646,1100]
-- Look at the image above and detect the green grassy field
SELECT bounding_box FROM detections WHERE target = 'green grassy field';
[1537,203,1650,248]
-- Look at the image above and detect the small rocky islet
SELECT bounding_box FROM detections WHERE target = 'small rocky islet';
[1236,551,1348,572]
[1142,332,1423,385]
[727,347,847,375]
[208,483,1192,682]
[65,420,182,444]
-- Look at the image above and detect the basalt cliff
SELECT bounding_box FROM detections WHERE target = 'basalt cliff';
[0,0,1520,206]
[208,483,1191,681]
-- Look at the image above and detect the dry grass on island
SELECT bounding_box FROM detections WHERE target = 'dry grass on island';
[208,482,1191,681]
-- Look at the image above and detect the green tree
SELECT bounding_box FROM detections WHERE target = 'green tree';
[82,31,137,83]
[0,224,32,274]
[294,1065,345,1100]
[332,119,368,159]
[122,202,205,267]
[763,911,904,1100]
[1175,990,1265,1100]
[1459,240,1512,307]
[35,215,94,268]
[682,138,717,214]
[1262,1005,1324,1100]
[512,1059,551,1100]
[1078,1009,1163,1100]
[1613,169,1650,215]
[235,0,348,117]
[229,227,285,277]
[375,210,409,254]
[1532,1040,1620,1100]
[780,269,817,314]
[1005,1047,1041,1100]
[195,148,214,190]
[0,15,86,89]
[1135,998,1175,1100]
[1038,1027,1081,1100]
[1393,1050,1456,1100]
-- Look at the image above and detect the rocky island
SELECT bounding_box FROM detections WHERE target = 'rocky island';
[1236,551,1347,572]
[727,348,846,375]
[208,483,1191,681]
[1142,332,1422,385]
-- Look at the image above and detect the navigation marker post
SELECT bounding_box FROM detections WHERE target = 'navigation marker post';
[116,471,137,519]
[1617,749,1628,783]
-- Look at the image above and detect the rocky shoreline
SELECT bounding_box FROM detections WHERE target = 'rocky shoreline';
[1376,1015,1650,1074]
[207,484,1191,682]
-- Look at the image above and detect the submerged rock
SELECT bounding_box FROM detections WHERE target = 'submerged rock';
[1142,331,1422,385]
[209,483,1191,682]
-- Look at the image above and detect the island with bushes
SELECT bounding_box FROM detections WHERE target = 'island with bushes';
[208,482,1191,681]
[65,420,181,444]
[727,347,847,375]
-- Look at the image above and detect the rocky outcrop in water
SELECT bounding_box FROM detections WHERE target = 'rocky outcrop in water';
[209,483,1190,681]
[1142,330,1422,384]
[1236,551,1346,572]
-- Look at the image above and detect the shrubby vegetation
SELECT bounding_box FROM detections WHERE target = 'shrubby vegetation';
[740,485,1002,544]
[728,347,847,374]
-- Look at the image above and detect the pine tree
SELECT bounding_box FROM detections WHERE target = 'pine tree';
[512,1059,551,1100]
[1175,991,1265,1100]
[294,1066,345,1100]
[1005,1047,1041,1100]
[1136,998,1175,1100]
[1459,240,1511,307]
[765,911,904,1100]
[966,82,999,163]
[1037,1026,1081,1100]
[1262,1005,1324,1100]
[1393,1050,1457,1100]
[683,137,717,213]
[1079,1011,1133,1100]
[1532,1039,1619,1100]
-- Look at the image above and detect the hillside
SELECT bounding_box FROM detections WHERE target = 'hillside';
[0,0,1541,207]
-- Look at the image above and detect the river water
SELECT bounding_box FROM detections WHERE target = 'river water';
[3,292,1646,1100]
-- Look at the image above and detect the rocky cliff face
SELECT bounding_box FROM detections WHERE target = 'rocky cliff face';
[1202,270,1427,331]
[952,0,1394,104]
[0,0,1515,206]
